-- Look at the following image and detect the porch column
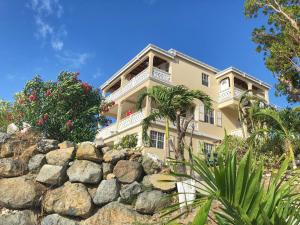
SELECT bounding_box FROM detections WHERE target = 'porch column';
[145,95,152,117]
[148,53,154,76]
[247,82,253,95]
[116,101,123,128]
[102,89,107,98]
[229,74,234,98]
[264,90,269,103]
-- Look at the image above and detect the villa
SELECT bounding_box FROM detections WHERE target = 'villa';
[98,44,270,159]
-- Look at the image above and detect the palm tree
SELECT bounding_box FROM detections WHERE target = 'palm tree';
[136,85,211,174]
[238,92,300,168]
[163,136,300,225]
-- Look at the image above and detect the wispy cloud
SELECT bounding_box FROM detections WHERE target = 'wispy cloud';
[28,0,65,51]
[92,69,102,79]
[56,51,91,68]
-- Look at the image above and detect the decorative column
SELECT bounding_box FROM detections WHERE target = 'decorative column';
[116,101,123,129]
[120,75,126,87]
[102,89,106,98]
[247,82,253,95]
[264,89,269,103]
[229,74,234,98]
[148,53,154,76]
[145,94,152,117]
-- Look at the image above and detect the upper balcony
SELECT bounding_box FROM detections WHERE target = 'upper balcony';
[102,54,171,103]
[216,67,270,109]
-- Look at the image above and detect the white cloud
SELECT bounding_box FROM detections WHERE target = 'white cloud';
[29,0,64,51]
[56,51,91,68]
[93,69,102,79]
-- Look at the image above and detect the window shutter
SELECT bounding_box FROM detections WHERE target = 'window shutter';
[217,111,222,127]
[199,102,205,121]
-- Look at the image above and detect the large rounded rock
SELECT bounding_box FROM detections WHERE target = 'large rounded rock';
[93,179,120,206]
[0,132,10,144]
[149,174,176,192]
[43,182,92,218]
[142,153,163,174]
[0,140,23,158]
[76,142,101,162]
[102,162,113,178]
[135,190,170,214]
[36,164,65,185]
[58,141,74,149]
[113,160,143,183]
[28,154,46,171]
[120,181,143,204]
[6,123,19,135]
[0,176,44,209]
[46,147,74,166]
[0,158,25,177]
[0,209,37,225]
[41,214,79,225]
[67,160,102,184]
[37,139,59,154]
[103,149,127,164]
[81,202,150,225]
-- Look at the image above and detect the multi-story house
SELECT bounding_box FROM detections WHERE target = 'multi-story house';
[98,44,270,159]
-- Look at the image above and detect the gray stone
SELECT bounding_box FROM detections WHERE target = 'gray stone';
[113,160,143,183]
[0,176,44,209]
[76,142,101,162]
[142,153,163,175]
[0,210,37,225]
[28,154,46,171]
[0,140,23,158]
[67,160,102,184]
[36,164,65,185]
[6,123,19,135]
[43,182,92,218]
[0,158,24,177]
[46,147,74,166]
[141,175,153,189]
[135,190,170,214]
[37,139,59,154]
[120,181,143,204]
[0,132,10,144]
[41,214,79,225]
[103,149,127,164]
[102,162,113,178]
[93,179,120,205]
[81,202,150,225]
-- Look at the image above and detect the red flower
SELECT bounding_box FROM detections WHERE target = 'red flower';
[43,113,49,121]
[81,82,92,94]
[66,120,73,128]
[36,118,44,126]
[29,94,37,102]
[45,89,52,97]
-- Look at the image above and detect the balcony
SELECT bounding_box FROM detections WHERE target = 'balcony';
[106,68,171,102]
[218,87,245,103]
[98,111,145,140]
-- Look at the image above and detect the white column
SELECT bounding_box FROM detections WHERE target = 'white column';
[149,53,154,76]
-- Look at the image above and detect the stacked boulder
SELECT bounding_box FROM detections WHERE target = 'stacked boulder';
[0,132,176,225]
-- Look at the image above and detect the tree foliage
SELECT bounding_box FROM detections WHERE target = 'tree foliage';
[0,100,13,132]
[244,0,300,102]
[13,72,105,142]
[137,85,211,174]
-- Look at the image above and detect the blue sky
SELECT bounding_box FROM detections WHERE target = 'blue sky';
[0,0,296,107]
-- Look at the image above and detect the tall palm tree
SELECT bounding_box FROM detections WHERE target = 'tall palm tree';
[136,85,211,174]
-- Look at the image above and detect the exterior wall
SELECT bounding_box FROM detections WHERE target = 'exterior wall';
[99,45,270,159]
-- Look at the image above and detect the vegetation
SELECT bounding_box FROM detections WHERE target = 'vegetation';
[244,0,300,102]
[0,100,13,132]
[12,72,106,142]
[164,136,300,225]
[115,134,138,149]
[137,85,211,174]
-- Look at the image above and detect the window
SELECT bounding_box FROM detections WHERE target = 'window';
[202,73,209,87]
[203,143,213,154]
[150,131,165,149]
[204,107,214,124]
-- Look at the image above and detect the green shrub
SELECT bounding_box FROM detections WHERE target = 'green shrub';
[13,72,107,142]
[115,134,138,149]
[0,100,13,132]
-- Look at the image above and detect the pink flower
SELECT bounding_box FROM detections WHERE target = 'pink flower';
[36,118,44,126]
[43,114,49,121]
[66,120,73,128]
[45,90,52,97]
[29,94,37,102]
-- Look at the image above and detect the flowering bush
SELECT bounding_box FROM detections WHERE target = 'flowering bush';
[13,72,107,142]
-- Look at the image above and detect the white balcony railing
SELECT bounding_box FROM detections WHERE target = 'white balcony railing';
[106,68,171,102]
[119,111,145,131]
[230,129,243,138]
[219,88,246,103]
[97,123,117,139]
